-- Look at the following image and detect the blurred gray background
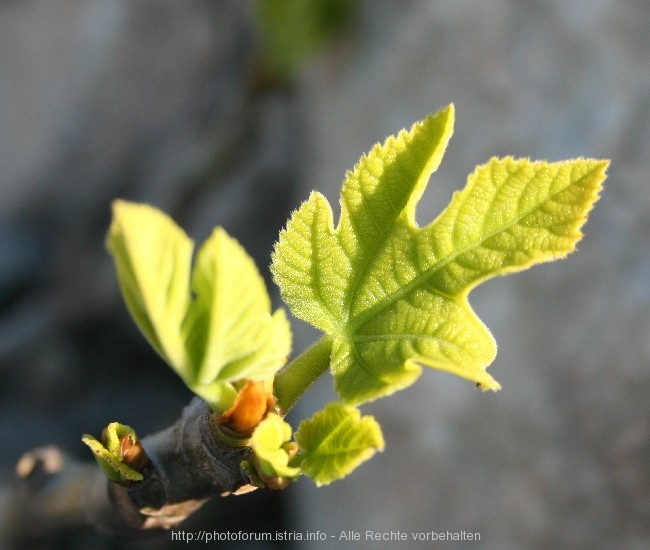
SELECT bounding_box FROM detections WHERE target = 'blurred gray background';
[1,1,648,549]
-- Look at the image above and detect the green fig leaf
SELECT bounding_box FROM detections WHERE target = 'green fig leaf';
[272,104,608,405]
[107,201,292,412]
[107,201,191,371]
[250,413,301,480]
[295,402,384,486]
[182,228,291,388]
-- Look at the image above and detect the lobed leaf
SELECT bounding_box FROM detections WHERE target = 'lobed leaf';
[272,104,608,405]
[295,402,384,486]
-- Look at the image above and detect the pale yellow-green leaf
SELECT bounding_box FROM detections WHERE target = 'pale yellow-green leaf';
[250,413,301,479]
[295,402,384,486]
[272,104,608,405]
[182,228,291,388]
[107,201,292,412]
[107,200,192,370]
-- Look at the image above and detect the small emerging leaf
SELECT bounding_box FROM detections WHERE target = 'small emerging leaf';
[272,104,608,405]
[82,423,144,482]
[295,402,384,486]
[250,413,301,481]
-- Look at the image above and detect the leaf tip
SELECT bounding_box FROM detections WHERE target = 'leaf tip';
[476,378,502,392]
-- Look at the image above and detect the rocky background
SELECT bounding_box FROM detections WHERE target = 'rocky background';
[1,1,648,549]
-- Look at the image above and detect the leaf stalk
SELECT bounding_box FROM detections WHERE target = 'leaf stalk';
[273,336,333,414]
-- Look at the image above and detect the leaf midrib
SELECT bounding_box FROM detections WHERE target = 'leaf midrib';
[345,164,593,334]
[339,144,422,330]
[307,418,370,458]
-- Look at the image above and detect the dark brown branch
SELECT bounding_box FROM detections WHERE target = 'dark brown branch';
[1,398,257,542]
